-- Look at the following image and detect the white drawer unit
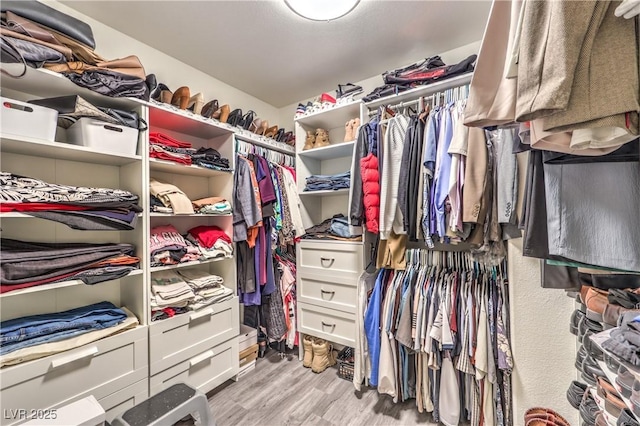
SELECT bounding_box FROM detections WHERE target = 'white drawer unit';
[149,297,239,375]
[298,303,356,347]
[99,379,148,423]
[298,241,363,275]
[298,271,357,314]
[149,338,238,396]
[0,327,148,426]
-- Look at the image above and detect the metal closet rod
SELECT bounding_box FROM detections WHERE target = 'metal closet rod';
[367,95,435,117]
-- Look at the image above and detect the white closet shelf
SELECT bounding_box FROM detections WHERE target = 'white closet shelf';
[299,188,350,197]
[295,101,362,130]
[597,360,640,424]
[149,158,233,177]
[299,238,363,245]
[149,213,232,217]
[0,269,143,299]
[1,134,142,166]
[365,73,474,109]
[1,64,141,109]
[150,256,232,272]
[144,101,234,139]
[298,141,355,161]
[234,132,295,155]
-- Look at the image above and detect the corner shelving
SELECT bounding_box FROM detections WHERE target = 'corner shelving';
[298,141,355,161]
[295,100,362,129]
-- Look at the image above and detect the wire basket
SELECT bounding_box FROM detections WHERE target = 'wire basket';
[337,347,355,382]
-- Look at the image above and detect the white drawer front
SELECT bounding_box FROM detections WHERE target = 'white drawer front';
[298,241,363,274]
[0,327,147,426]
[298,273,357,314]
[149,297,239,375]
[298,303,355,347]
[150,339,238,396]
[100,379,148,423]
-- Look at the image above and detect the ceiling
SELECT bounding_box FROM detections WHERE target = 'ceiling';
[63,1,491,108]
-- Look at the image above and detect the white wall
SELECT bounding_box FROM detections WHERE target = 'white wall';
[45,0,282,126]
[508,239,578,425]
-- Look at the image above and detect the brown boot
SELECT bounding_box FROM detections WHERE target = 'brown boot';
[303,131,315,151]
[302,335,314,368]
[311,339,335,373]
[314,128,330,148]
[344,120,353,142]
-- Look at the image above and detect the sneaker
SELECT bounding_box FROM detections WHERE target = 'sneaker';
[336,83,363,99]
[295,103,306,118]
[320,92,336,109]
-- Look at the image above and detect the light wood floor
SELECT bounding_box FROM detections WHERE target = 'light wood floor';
[204,349,439,426]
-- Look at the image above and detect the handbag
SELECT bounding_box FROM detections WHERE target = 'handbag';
[0,35,65,67]
[45,55,146,81]
[29,95,146,130]
[1,0,96,49]
[65,69,149,100]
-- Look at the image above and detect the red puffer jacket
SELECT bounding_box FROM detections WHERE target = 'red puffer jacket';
[360,153,380,233]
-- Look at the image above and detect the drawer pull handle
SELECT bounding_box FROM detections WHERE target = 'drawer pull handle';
[320,289,335,297]
[320,257,335,268]
[189,307,214,321]
[321,321,336,329]
[189,350,215,368]
[50,346,98,369]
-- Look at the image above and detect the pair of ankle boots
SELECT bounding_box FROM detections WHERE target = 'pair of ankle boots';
[302,336,336,373]
[303,129,330,151]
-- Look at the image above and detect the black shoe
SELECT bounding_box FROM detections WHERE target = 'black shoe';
[576,346,588,371]
[579,393,599,425]
[580,317,603,344]
[618,408,640,425]
[583,330,604,361]
[572,309,586,336]
[336,83,363,98]
[581,355,605,387]
[567,380,588,409]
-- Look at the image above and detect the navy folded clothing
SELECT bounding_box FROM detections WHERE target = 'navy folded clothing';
[0,301,127,355]
[304,171,350,192]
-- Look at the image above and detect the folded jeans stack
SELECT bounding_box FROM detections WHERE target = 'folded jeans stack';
[0,301,128,356]
[0,238,139,294]
[0,172,142,231]
[304,171,350,192]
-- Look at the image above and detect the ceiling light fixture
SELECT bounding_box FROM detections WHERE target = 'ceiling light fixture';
[284,0,360,22]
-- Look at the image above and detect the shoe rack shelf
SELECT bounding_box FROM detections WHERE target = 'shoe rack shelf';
[1,133,142,166]
[298,141,356,161]
[295,101,362,130]
[591,330,640,424]
[364,72,474,109]
[143,100,235,139]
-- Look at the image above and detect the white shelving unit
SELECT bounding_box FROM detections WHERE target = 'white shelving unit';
[1,68,149,424]
[299,188,351,197]
[298,141,356,161]
[0,62,240,423]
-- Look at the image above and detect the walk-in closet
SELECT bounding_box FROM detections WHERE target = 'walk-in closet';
[0,1,639,425]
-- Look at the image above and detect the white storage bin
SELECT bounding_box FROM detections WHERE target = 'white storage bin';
[238,324,257,352]
[1,97,58,141]
[66,118,138,156]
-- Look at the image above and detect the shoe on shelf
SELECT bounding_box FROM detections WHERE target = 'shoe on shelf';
[302,335,314,368]
[303,131,315,151]
[305,101,314,115]
[567,380,588,409]
[295,103,306,118]
[571,309,586,336]
[201,99,219,118]
[274,128,285,142]
[227,108,243,127]
[240,110,256,130]
[617,365,634,399]
[187,93,205,115]
[524,407,571,426]
[336,82,363,99]
[264,125,278,139]
[344,120,354,142]
[212,104,231,123]
[314,128,330,148]
[578,393,599,426]
[618,408,640,426]
[256,120,269,136]
[320,92,336,109]
[584,287,609,322]
[282,131,294,146]
[576,345,588,371]
[249,117,262,134]
[171,86,191,110]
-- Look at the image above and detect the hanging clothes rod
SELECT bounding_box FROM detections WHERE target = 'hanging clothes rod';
[367,83,471,117]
